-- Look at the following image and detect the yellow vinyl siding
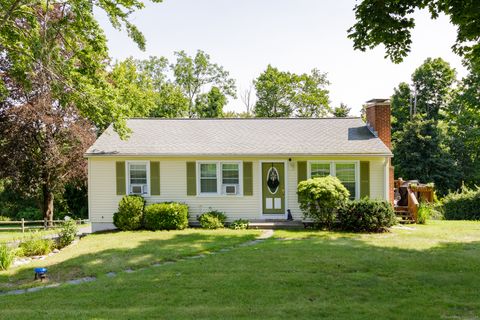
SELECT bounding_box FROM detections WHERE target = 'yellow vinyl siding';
[88,156,389,226]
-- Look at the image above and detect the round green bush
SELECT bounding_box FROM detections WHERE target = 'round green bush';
[144,202,189,230]
[198,210,227,229]
[59,219,79,248]
[229,219,249,230]
[337,199,396,232]
[113,195,145,231]
[297,176,350,228]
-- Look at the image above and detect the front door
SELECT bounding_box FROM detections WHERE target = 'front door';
[262,162,285,215]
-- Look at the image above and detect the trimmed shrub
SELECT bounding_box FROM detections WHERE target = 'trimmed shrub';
[0,244,15,270]
[144,202,189,230]
[337,199,396,232]
[19,233,54,256]
[297,176,350,229]
[198,210,227,229]
[442,186,480,220]
[58,219,78,248]
[113,195,145,231]
[229,219,249,230]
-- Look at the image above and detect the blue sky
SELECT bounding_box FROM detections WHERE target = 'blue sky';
[95,0,466,116]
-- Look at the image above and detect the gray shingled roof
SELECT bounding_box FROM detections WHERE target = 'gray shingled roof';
[85,118,392,157]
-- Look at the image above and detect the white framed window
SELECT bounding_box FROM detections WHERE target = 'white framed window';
[197,161,242,196]
[308,161,359,199]
[127,161,150,196]
[200,163,218,194]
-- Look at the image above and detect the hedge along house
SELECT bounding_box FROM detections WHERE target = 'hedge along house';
[86,99,393,232]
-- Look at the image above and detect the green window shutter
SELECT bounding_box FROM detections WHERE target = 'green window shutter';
[360,161,370,198]
[297,161,307,185]
[150,161,160,195]
[186,162,196,196]
[116,161,126,195]
[243,162,253,196]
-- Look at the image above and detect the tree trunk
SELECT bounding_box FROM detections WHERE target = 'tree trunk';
[42,185,54,225]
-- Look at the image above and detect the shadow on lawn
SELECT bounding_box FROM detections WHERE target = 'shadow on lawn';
[0,231,256,291]
[1,234,480,319]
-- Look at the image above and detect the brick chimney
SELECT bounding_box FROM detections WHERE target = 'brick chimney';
[365,99,394,204]
[365,99,391,150]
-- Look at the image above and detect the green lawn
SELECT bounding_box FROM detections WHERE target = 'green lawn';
[1,221,480,319]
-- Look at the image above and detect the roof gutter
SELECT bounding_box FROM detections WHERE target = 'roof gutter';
[85,152,393,158]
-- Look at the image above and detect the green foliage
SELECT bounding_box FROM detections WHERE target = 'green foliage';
[337,199,396,232]
[63,183,89,219]
[229,219,249,230]
[0,0,164,135]
[297,176,350,228]
[446,71,480,188]
[113,195,145,231]
[442,186,480,220]
[412,58,456,120]
[59,220,79,248]
[417,203,431,224]
[195,87,227,118]
[391,82,412,135]
[393,116,460,195]
[254,65,330,117]
[19,233,54,256]
[0,216,11,221]
[198,210,227,229]
[348,0,480,70]
[172,50,236,117]
[0,244,15,271]
[16,207,43,221]
[144,202,189,231]
[332,103,351,117]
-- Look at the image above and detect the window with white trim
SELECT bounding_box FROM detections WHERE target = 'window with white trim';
[309,161,358,199]
[127,161,149,195]
[200,163,218,193]
[198,161,242,195]
[335,163,356,199]
[311,163,331,178]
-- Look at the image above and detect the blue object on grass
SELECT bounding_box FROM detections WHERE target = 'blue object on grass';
[34,268,48,281]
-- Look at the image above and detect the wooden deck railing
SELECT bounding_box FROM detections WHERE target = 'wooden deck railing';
[0,219,89,233]
[407,188,419,223]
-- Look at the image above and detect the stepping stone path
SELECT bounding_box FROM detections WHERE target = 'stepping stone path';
[0,230,274,297]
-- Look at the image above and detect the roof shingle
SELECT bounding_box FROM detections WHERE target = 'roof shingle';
[86,118,392,157]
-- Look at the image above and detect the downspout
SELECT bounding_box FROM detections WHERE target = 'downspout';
[384,157,389,201]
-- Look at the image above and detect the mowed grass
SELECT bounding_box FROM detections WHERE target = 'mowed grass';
[2,221,480,319]
[0,229,261,290]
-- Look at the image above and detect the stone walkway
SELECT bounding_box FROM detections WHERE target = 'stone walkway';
[0,229,274,297]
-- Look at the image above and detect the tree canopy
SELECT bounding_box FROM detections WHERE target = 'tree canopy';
[253,65,330,117]
[348,0,480,70]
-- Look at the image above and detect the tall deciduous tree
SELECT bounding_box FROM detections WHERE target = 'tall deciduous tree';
[253,65,330,117]
[195,87,227,118]
[393,116,460,195]
[0,96,95,222]
[446,70,480,187]
[348,0,480,70]
[0,0,162,134]
[172,50,236,117]
[411,58,456,120]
